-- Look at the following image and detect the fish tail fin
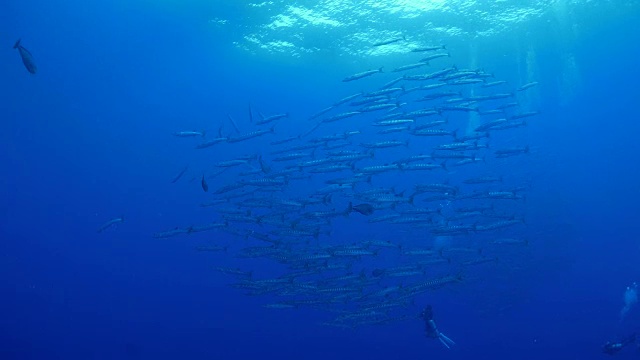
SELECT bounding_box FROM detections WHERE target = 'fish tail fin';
[442,44,447,50]
[379,66,384,73]
[347,202,353,214]
[13,39,21,49]
[269,125,276,133]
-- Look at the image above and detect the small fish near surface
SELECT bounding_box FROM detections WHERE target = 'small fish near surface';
[348,202,375,216]
[13,39,37,74]
[343,68,383,82]
[97,216,124,233]
[372,36,406,47]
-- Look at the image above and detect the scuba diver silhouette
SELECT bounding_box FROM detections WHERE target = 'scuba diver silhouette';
[419,305,456,349]
[603,333,637,355]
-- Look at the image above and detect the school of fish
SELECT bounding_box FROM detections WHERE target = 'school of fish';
[157,41,537,329]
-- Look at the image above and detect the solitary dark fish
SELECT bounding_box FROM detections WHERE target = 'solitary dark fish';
[349,202,375,216]
[13,39,37,74]
[372,268,386,277]
[171,166,188,183]
[227,113,240,133]
[372,36,406,47]
[201,175,209,192]
[97,216,124,233]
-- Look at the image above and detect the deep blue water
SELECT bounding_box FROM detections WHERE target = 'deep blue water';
[2,1,640,359]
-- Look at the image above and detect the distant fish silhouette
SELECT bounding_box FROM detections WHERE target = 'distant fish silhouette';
[97,216,124,233]
[348,202,375,216]
[171,166,188,183]
[13,39,37,74]
[201,175,209,192]
[372,268,386,277]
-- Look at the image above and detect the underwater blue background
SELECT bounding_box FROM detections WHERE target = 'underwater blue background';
[2,1,640,359]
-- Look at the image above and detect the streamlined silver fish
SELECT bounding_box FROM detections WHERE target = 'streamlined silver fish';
[97,216,124,233]
[342,68,383,82]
